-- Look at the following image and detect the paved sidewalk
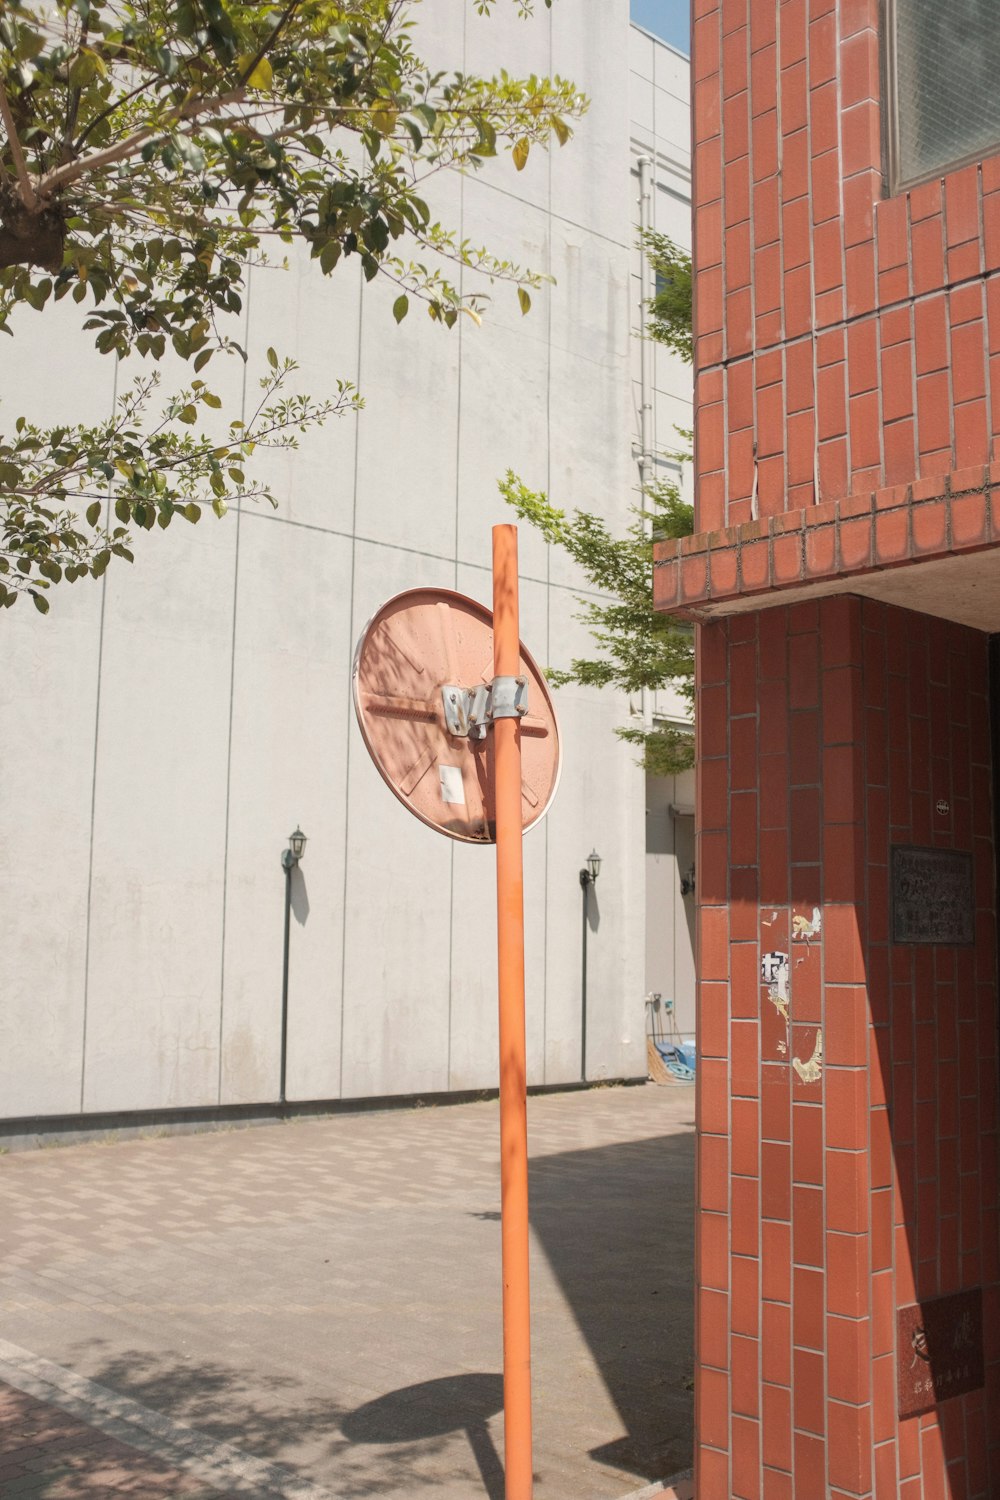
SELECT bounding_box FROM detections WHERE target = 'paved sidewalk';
[0,1082,695,1498]
[0,1380,239,1498]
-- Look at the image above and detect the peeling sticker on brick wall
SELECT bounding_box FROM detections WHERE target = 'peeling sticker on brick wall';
[792,905,822,947]
[792,1029,823,1084]
[761,951,791,1023]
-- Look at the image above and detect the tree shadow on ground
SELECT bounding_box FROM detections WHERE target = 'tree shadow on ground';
[50,1121,695,1496]
[48,1344,462,1499]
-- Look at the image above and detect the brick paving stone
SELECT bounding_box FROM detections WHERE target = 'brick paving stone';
[0,1083,695,1499]
[0,1383,238,1497]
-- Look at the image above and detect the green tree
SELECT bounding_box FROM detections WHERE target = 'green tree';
[0,0,584,610]
[501,230,694,775]
[642,227,692,365]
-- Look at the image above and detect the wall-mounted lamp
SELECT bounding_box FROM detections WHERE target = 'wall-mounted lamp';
[578,849,602,1083]
[282,826,308,870]
[680,863,696,897]
[279,826,307,1105]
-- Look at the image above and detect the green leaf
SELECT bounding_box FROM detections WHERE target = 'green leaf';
[31,591,50,614]
[267,347,279,370]
[512,138,530,171]
[86,501,102,526]
[241,54,273,89]
[24,278,53,311]
[518,286,531,316]
[399,114,423,149]
[212,497,228,518]
[319,240,341,274]
[392,294,409,324]
[471,120,497,158]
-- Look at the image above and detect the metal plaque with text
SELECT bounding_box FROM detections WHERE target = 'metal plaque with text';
[890,845,974,946]
[897,1288,984,1417]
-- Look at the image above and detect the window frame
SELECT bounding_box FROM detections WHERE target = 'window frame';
[881,0,1000,195]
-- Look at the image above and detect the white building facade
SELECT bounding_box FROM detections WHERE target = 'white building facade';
[0,6,692,1130]
[629,25,698,1039]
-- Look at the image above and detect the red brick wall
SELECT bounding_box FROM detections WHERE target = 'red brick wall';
[694,594,1000,1498]
[692,0,1000,532]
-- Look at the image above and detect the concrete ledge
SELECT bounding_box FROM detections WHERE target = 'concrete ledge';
[0,1075,649,1152]
[653,463,1000,624]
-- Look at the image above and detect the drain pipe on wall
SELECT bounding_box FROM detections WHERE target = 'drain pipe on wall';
[637,153,655,500]
[636,153,654,736]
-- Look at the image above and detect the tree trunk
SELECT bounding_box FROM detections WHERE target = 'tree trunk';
[0,184,65,272]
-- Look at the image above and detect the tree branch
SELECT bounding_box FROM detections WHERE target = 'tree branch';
[74,72,170,154]
[235,0,301,87]
[40,88,249,197]
[0,75,38,209]
[61,9,90,162]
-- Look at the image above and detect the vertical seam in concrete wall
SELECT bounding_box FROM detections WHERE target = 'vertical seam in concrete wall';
[215,270,253,1104]
[79,582,106,1112]
[79,360,118,1113]
[447,0,466,1090]
[542,4,553,1085]
[338,275,365,1100]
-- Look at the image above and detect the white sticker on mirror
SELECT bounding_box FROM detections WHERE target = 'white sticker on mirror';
[439,764,466,806]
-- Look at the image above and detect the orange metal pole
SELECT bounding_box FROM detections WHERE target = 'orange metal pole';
[492,522,533,1500]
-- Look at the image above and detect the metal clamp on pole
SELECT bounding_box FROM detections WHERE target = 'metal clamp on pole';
[491,675,529,720]
[442,678,528,735]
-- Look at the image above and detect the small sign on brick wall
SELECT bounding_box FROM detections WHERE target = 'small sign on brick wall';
[890,845,975,945]
[897,1289,984,1417]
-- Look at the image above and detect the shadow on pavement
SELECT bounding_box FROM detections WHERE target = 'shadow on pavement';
[65,1118,694,1495]
[342,1373,505,1498]
[529,1125,695,1482]
[58,1346,452,1498]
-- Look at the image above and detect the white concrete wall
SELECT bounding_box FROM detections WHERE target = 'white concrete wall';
[0,0,652,1121]
[645,770,697,1038]
[629,22,694,504]
[629,24,696,1027]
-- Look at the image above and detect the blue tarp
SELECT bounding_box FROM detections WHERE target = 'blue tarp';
[653,1039,695,1082]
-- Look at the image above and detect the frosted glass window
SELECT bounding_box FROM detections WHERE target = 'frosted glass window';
[889,0,1000,189]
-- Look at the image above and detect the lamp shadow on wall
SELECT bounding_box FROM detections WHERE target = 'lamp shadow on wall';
[290,865,310,926]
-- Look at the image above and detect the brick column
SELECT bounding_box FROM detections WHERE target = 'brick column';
[693,594,1000,1499]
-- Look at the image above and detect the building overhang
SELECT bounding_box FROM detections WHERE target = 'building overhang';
[654,465,1000,633]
